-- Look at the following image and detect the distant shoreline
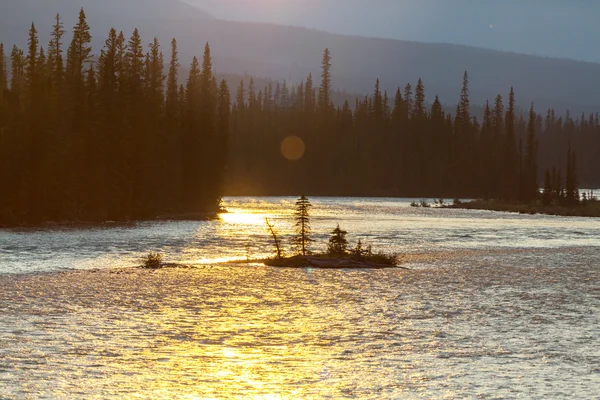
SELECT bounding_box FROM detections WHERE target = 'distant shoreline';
[0,211,223,230]
[445,199,600,218]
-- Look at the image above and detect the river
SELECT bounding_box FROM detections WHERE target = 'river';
[0,197,599,398]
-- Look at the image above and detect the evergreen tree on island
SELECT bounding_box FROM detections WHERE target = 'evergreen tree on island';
[293,195,313,256]
[327,224,349,256]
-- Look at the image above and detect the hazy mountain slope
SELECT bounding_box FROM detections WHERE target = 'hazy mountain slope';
[185,0,600,63]
[147,19,600,113]
[2,2,600,113]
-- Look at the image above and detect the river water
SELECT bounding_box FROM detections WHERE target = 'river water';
[0,197,599,398]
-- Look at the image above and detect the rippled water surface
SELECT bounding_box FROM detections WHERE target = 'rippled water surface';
[2,197,600,274]
[0,197,599,398]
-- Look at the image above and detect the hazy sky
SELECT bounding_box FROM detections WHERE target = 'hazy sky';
[184,0,599,63]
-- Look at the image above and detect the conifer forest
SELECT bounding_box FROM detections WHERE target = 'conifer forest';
[0,9,598,225]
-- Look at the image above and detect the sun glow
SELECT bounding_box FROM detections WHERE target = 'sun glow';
[219,211,267,226]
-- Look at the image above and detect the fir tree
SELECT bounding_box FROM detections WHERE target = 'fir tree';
[457,71,470,128]
[565,146,580,206]
[25,23,39,96]
[503,87,518,201]
[10,45,25,96]
[403,83,413,116]
[215,79,231,200]
[292,195,313,256]
[524,103,539,203]
[66,8,92,94]
[413,78,426,119]
[373,79,383,122]
[304,73,315,114]
[165,38,179,124]
[327,224,349,256]
[48,14,65,87]
[318,48,332,112]
[542,168,553,205]
[235,79,246,114]
[182,56,201,208]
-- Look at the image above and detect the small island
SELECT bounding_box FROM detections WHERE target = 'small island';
[263,196,403,269]
[141,196,404,270]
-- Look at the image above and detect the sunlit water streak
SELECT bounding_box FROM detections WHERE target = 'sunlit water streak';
[0,197,599,398]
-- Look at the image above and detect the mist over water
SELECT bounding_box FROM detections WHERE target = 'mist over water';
[1,197,599,398]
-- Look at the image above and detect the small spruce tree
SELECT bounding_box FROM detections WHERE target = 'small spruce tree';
[353,239,364,257]
[327,224,348,256]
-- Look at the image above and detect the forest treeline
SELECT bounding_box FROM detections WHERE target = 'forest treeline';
[1,9,598,225]
[227,57,597,201]
[0,10,229,224]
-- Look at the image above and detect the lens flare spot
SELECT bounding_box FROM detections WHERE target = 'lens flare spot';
[281,135,306,161]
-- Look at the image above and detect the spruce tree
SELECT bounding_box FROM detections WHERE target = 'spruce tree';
[215,79,231,202]
[524,103,539,203]
[373,79,383,122]
[125,28,144,91]
[182,56,201,209]
[565,146,580,206]
[10,45,25,96]
[66,8,92,95]
[403,83,413,116]
[235,79,246,115]
[413,78,426,119]
[293,195,313,256]
[480,100,494,199]
[25,23,39,97]
[304,73,315,114]
[48,14,65,87]
[542,168,553,205]
[327,224,349,256]
[147,38,164,106]
[504,87,517,201]
[199,42,217,208]
[318,48,332,113]
[248,77,257,111]
[457,71,470,126]
[165,38,179,125]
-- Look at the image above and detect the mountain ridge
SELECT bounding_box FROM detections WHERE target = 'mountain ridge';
[2,0,600,114]
[183,0,600,64]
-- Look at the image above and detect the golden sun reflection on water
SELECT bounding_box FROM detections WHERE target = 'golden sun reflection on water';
[219,210,269,226]
[1,243,600,397]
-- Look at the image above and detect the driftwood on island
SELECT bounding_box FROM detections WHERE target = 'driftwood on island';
[264,255,408,269]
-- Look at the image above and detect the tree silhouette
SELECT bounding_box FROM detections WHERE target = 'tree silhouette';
[542,168,553,205]
[524,103,539,203]
[292,195,313,256]
[327,224,349,256]
[318,48,332,113]
[565,146,580,206]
